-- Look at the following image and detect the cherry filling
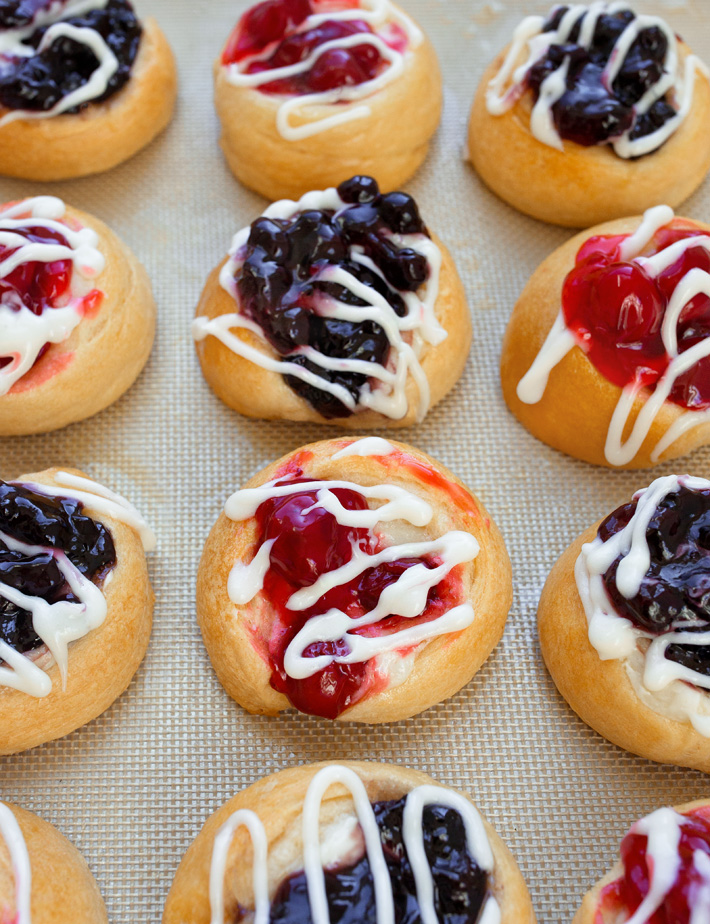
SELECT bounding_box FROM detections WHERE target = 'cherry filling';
[0,0,141,113]
[223,0,404,96]
[600,809,710,924]
[260,797,488,924]
[526,6,677,150]
[599,485,710,678]
[562,222,710,409]
[252,472,460,719]
[236,175,430,419]
[0,480,115,664]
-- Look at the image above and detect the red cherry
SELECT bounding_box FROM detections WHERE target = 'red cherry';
[306,47,368,91]
[223,0,313,63]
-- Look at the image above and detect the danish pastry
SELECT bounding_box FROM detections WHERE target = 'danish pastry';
[214,0,441,200]
[0,0,177,181]
[502,206,710,468]
[0,801,107,923]
[196,437,512,723]
[0,466,155,756]
[163,761,536,924]
[468,3,710,227]
[0,195,156,437]
[574,799,710,924]
[539,473,710,772]
[193,176,470,429]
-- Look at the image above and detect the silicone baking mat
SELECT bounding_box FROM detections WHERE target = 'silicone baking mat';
[2,0,710,920]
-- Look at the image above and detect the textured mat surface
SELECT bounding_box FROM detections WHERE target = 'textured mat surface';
[1,0,710,920]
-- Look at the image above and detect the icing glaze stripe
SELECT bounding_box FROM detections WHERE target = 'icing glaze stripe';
[0,802,31,924]
[209,766,501,924]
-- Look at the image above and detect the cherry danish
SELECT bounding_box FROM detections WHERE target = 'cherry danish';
[575,800,710,924]
[503,206,710,468]
[196,438,511,724]
[214,0,442,200]
[0,196,156,437]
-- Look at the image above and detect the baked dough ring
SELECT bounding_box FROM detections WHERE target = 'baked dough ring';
[196,438,512,724]
[213,4,441,201]
[0,201,156,437]
[500,214,710,469]
[573,798,710,924]
[468,41,710,228]
[0,18,177,181]
[538,520,710,773]
[0,802,107,923]
[195,232,470,429]
[0,467,154,756]
[162,761,536,924]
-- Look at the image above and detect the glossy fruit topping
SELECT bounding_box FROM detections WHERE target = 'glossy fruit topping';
[236,175,430,419]
[0,480,115,661]
[0,0,141,113]
[527,6,676,149]
[600,485,710,677]
[600,809,710,924]
[222,0,404,97]
[562,222,710,409]
[267,796,488,923]
[252,471,460,718]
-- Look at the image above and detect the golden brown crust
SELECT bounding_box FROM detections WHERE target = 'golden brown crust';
[194,232,471,429]
[0,467,154,756]
[0,203,156,437]
[538,521,710,772]
[213,6,441,201]
[573,798,710,924]
[0,803,107,924]
[196,438,512,724]
[468,42,710,228]
[162,761,536,924]
[500,214,710,469]
[0,18,177,181]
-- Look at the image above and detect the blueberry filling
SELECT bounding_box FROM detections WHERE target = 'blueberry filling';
[0,0,141,114]
[0,480,115,662]
[263,797,488,924]
[600,486,710,677]
[527,6,677,151]
[235,175,430,419]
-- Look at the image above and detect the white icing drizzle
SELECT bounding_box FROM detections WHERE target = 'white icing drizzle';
[209,809,269,924]
[193,187,444,423]
[225,468,478,683]
[576,473,710,735]
[209,765,500,924]
[0,1,119,124]
[223,0,422,140]
[0,196,105,397]
[517,205,710,466]
[485,3,709,158]
[0,474,154,698]
[332,437,396,459]
[0,803,31,924]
